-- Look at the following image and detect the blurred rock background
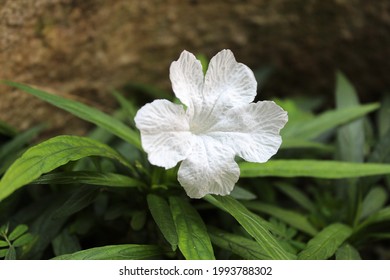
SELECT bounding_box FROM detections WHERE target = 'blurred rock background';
[1,0,389,135]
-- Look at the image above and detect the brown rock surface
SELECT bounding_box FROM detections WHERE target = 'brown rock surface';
[1,0,389,135]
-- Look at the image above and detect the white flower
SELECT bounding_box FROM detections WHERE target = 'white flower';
[135,49,288,199]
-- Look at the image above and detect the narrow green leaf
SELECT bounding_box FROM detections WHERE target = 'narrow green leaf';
[275,183,316,212]
[335,243,361,260]
[281,139,333,151]
[205,195,296,260]
[298,223,352,260]
[356,207,390,232]
[169,196,215,260]
[230,186,257,200]
[3,81,141,149]
[377,94,390,138]
[0,135,132,201]
[111,90,137,126]
[33,171,143,188]
[52,244,163,260]
[8,224,28,241]
[335,71,364,163]
[244,202,318,236]
[52,186,99,219]
[147,194,178,251]
[13,233,34,247]
[240,160,390,179]
[208,227,269,260]
[282,103,379,140]
[0,240,8,247]
[359,187,388,220]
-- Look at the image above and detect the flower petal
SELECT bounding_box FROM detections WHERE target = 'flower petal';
[203,49,257,111]
[169,50,204,110]
[208,101,288,163]
[134,99,193,169]
[178,136,239,199]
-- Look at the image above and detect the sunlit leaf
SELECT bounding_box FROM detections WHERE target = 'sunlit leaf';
[0,135,133,201]
[205,195,296,260]
[13,233,34,247]
[240,160,390,178]
[298,223,352,260]
[52,244,163,260]
[8,224,28,241]
[169,196,214,260]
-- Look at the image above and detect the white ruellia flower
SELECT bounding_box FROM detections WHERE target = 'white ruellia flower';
[135,49,288,199]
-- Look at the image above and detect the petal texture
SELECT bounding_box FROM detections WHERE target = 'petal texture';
[203,49,257,112]
[134,99,193,169]
[208,101,288,163]
[178,136,240,199]
[169,50,204,110]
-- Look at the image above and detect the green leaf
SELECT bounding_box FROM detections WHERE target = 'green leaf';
[52,244,163,260]
[275,183,316,212]
[281,139,333,151]
[208,227,269,260]
[377,94,390,138]
[0,240,8,247]
[13,233,34,247]
[230,186,257,200]
[282,103,379,140]
[0,135,133,201]
[240,160,390,179]
[298,223,352,260]
[205,195,296,260]
[33,171,143,188]
[52,230,81,256]
[111,90,137,127]
[335,243,361,260]
[169,196,215,260]
[3,81,141,149]
[335,71,364,163]
[5,245,16,260]
[130,211,147,231]
[52,186,99,219]
[0,248,8,258]
[147,194,178,251]
[8,224,29,241]
[244,202,318,236]
[359,187,388,220]
[357,207,390,232]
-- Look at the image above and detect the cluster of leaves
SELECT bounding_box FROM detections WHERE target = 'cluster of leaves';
[0,71,389,260]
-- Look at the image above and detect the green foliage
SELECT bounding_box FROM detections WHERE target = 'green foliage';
[169,196,215,260]
[1,71,390,260]
[52,244,163,260]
